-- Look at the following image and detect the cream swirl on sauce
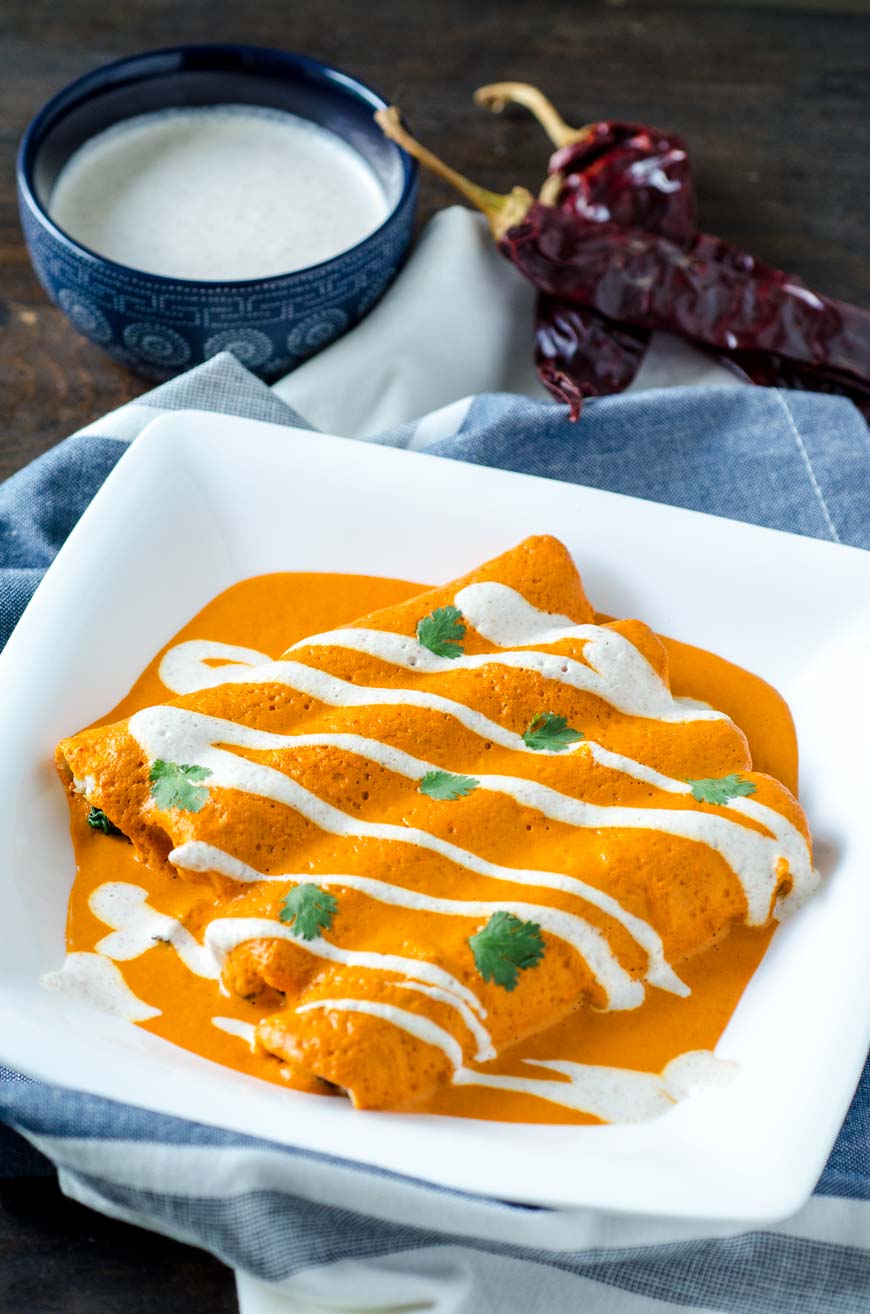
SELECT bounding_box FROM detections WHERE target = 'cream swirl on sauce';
[212,1007,736,1121]
[129,701,814,961]
[41,951,161,1023]
[169,840,643,1009]
[291,999,735,1121]
[154,584,816,928]
[159,656,813,915]
[87,882,494,1062]
[139,713,813,926]
[130,705,666,1003]
[286,582,726,725]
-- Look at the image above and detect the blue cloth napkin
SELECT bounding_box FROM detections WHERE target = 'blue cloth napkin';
[1,354,868,1313]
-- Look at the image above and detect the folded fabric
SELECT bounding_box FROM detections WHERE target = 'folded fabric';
[272,208,740,437]
[1,351,868,1314]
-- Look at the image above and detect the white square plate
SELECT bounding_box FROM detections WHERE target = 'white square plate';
[0,410,868,1222]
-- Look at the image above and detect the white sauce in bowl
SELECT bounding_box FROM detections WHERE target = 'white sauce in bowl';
[49,105,390,281]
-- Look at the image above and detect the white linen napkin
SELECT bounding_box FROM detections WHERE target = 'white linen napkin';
[272,205,738,438]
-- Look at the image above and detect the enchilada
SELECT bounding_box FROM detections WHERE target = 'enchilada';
[55,536,817,1115]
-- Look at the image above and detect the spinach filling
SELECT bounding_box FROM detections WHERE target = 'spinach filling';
[86,806,127,839]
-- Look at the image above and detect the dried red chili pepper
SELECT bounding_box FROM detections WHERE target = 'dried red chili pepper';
[474,84,697,415]
[475,84,696,241]
[504,207,870,383]
[376,106,870,422]
[536,295,649,414]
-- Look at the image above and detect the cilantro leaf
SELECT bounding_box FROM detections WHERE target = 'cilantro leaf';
[416,605,466,659]
[687,773,757,805]
[469,911,545,991]
[522,712,584,753]
[149,760,212,813]
[419,770,479,800]
[279,884,338,941]
[86,806,124,837]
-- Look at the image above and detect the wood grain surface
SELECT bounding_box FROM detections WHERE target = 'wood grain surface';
[0,0,867,1309]
[0,1177,236,1314]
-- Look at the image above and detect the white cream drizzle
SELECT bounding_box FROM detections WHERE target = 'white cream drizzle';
[394,982,495,1062]
[61,575,820,1123]
[159,641,273,691]
[454,584,583,648]
[160,656,813,914]
[289,629,722,725]
[287,582,724,725]
[158,642,810,905]
[211,1015,257,1049]
[129,707,647,1006]
[162,631,719,736]
[161,640,711,792]
[169,841,643,1012]
[85,880,488,1027]
[132,701,814,937]
[204,916,484,1019]
[160,646,584,755]
[292,997,734,1122]
[454,1049,736,1121]
[295,998,465,1071]
[90,883,220,979]
[41,951,161,1022]
[152,568,817,926]
[86,879,495,1060]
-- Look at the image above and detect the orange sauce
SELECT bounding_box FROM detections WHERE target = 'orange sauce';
[65,571,798,1124]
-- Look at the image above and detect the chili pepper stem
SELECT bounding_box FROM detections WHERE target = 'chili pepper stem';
[474,82,586,148]
[375,107,533,240]
[538,172,566,206]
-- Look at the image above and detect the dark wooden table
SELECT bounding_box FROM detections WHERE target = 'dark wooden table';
[1,0,868,1308]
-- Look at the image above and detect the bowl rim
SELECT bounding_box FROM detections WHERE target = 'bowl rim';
[16,42,418,291]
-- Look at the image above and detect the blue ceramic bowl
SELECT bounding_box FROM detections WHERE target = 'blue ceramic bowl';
[17,45,417,380]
